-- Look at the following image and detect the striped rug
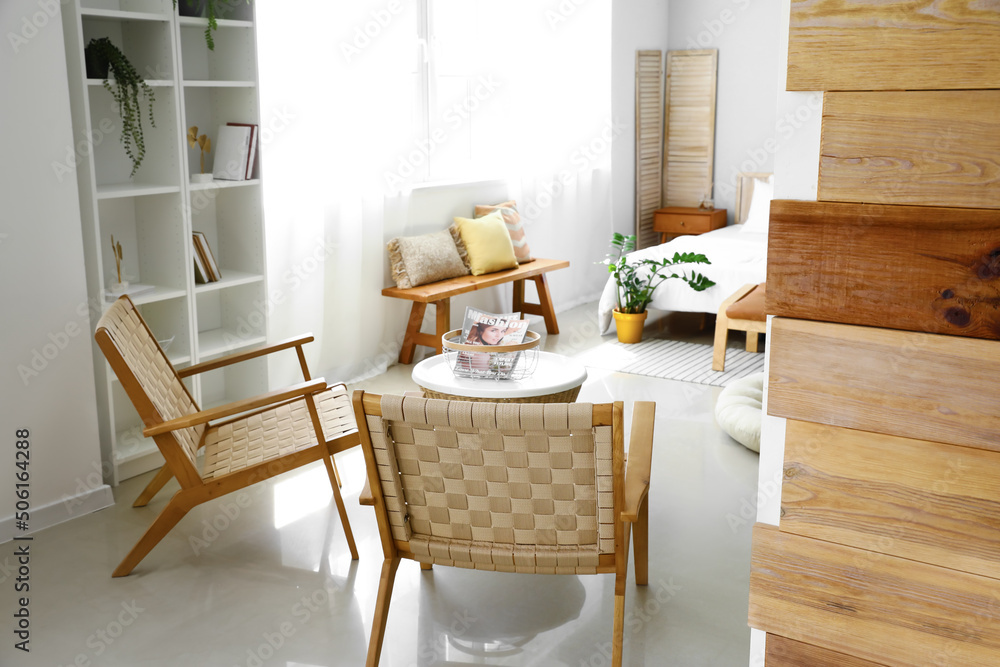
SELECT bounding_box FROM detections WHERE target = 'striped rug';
[574,339,764,387]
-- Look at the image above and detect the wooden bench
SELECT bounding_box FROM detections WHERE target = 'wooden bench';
[381,258,570,364]
[712,282,767,371]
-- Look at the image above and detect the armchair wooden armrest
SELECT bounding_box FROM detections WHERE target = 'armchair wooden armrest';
[177,334,315,378]
[622,401,655,522]
[143,378,328,437]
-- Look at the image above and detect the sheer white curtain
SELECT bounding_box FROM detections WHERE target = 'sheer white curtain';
[257,0,612,387]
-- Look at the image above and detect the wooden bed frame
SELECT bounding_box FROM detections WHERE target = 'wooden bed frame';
[734,171,772,224]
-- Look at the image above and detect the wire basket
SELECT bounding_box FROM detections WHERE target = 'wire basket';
[441,329,541,381]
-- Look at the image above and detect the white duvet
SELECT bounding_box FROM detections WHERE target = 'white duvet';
[598,225,767,334]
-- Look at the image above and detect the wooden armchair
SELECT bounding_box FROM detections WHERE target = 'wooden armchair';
[94,296,360,577]
[352,391,655,666]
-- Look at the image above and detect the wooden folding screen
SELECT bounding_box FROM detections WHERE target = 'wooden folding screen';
[635,50,663,249]
[752,2,1000,664]
[661,50,717,213]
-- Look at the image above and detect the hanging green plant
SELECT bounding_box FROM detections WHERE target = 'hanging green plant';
[175,0,253,51]
[86,37,156,178]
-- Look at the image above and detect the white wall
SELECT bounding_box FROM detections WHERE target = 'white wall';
[0,0,112,542]
[668,0,781,224]
[611,0,670,235]
[748,0,822,663]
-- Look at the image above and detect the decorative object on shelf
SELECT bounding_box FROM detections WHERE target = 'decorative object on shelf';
[187,126,212,183]
[175,0,253,51]
[86,38,156,178]
[226,122,257,179]
[192,231,221,283]
[110,234,126,290]
[603,232,715,344]
[212,124,252,181]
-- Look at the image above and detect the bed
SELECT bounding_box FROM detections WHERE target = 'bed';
[598,172,772,334]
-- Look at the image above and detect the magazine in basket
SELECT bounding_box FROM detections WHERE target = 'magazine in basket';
[456,307,530,379]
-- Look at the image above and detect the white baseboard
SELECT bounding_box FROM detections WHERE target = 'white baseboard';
[0,485,114,544]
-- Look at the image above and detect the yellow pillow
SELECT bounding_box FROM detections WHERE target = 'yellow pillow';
[454,210,518,275]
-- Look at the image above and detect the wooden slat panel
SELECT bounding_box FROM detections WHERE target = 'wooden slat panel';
[749,523,1000,666]
[766,199,1000,340]
[766,635,887,667]
[635,50,663,250]
[787,0,1000,91]
[820,91,1000,209]
[768,318,1000,452]
[662,49,716,211]
[782,419,1000,580]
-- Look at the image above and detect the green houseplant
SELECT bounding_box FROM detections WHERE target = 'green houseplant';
[603,232,715,343]
[175,0,252,50]
[85,37,156,178]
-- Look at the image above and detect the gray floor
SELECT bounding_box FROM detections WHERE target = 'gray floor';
[0,303,760,666]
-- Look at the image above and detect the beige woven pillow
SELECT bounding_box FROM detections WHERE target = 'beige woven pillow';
[387,229,469,289]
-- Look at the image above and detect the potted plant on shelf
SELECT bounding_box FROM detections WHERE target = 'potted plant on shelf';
[85,37,156,178]
[603,232,715,344]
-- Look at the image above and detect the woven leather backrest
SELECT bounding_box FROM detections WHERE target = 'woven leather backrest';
[95,298,203,468]
[372,395,615,557]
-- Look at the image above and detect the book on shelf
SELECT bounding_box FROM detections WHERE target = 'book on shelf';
[212,124,251,181]
[192,231,221,281]
[455,306,529,379]
[192,237,211,284]
[226,122,258,179]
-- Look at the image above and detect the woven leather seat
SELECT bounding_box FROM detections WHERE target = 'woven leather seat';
[95,296,360,577]
[353,391,655,666]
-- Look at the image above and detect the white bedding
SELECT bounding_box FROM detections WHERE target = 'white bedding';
[598,225,767,334]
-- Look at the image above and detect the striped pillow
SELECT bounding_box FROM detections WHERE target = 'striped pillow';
[473,200,534,264]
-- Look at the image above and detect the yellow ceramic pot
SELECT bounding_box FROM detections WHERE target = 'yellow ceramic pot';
[613,309,648,344]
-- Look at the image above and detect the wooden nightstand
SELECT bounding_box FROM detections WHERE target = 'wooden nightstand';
[653,207,728,243]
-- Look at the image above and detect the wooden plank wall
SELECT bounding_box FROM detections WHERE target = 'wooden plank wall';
[787,0,1000,91]
[754,2,1000,664]
[819,91,1000,209]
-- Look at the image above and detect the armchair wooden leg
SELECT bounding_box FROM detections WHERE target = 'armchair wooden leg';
[633,497,649,586]
[113,495,191,577]
[323,454,358,560]
[613,521,631,667]
[399,302,427,364]
[746,331,759,353]
[367,557,401,667]
[420,562,433,570]
[133,465,174,508]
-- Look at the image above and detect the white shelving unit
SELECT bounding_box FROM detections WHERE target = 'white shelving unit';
[62,0,268,485]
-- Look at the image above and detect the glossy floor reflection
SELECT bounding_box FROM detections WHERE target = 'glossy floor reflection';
[0,303,759,666]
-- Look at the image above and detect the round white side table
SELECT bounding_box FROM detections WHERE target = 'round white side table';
[412,351,588,403]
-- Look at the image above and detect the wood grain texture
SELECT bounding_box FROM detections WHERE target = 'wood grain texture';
[782,419,1000,580]
[820,91,1000,209]
[662,50,717,209]
[635,50,663,250]
[749,523,1000,666]
[766,635,888,667]
[787,0,1000,91]
[768,318,1000,452]
[766,199,1000,340]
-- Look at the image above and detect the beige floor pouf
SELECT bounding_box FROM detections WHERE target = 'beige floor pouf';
[714,372,763,453]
